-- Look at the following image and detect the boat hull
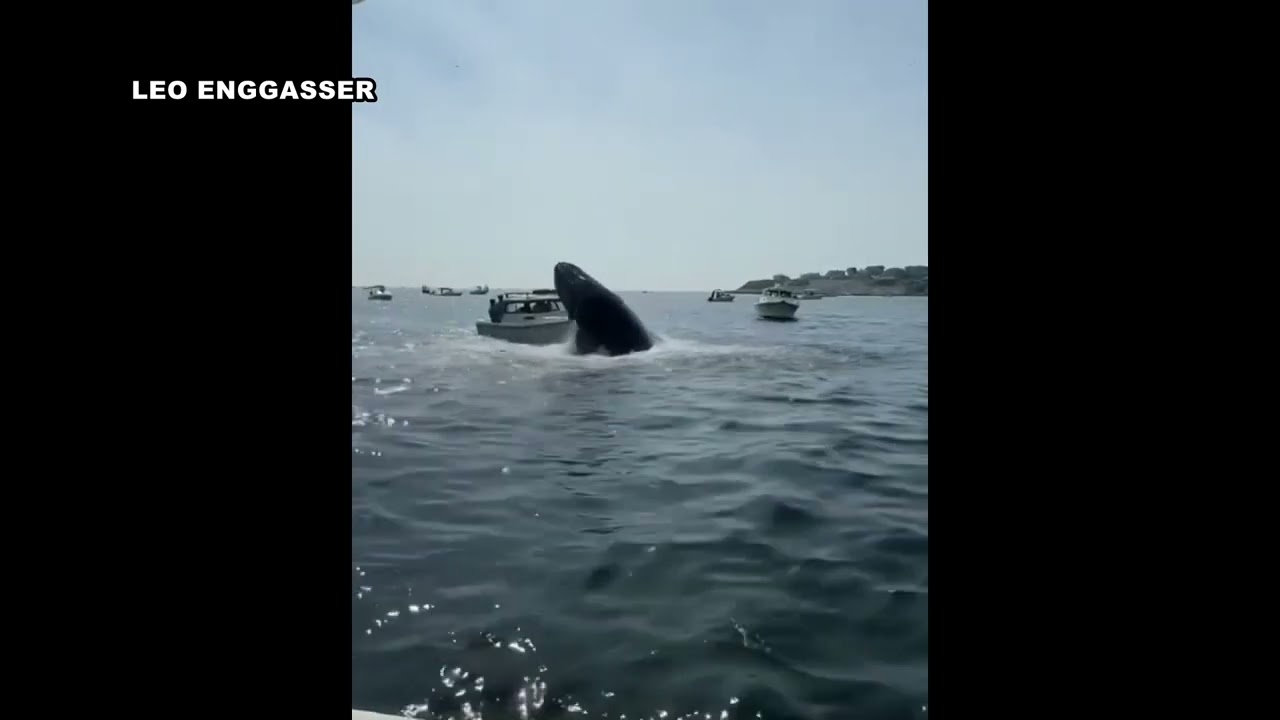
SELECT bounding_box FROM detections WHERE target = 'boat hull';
[708,296,735,302]
[754,300,799,320]
[368,294,392,301]
[476,318,574,345]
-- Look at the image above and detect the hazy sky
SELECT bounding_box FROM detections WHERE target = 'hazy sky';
[353,0,927,291]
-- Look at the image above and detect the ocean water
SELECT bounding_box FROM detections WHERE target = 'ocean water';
[352,290,928,720]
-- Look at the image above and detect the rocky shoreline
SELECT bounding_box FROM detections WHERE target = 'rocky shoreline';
[731,265,928,297]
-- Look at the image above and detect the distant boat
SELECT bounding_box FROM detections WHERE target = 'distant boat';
[421,285,431,294]
[707,289,735,302]
[434,287,463,296]
[365,285,392,301]
[755,286,800,320]
[795,289,825,300]
[469,285,489,295]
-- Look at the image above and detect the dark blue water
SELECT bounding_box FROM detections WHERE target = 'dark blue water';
[352,290,928,720]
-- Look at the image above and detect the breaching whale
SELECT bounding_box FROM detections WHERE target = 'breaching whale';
[553,261,654,356]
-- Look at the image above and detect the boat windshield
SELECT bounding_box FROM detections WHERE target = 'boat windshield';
[504,300,561,314]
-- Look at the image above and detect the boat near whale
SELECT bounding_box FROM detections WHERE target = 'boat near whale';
[475,290,574,345]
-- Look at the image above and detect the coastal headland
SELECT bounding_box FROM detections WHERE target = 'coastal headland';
[731,265,928,297]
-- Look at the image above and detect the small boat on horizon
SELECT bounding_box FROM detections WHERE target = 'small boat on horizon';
[423,286,463,296]
[469,285,489,295]
[365,285,392,301]
[707,289,735,302]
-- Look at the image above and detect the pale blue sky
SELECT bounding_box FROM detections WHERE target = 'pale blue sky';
[353,0,927,291]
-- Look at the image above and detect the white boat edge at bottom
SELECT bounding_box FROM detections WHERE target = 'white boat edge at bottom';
[475,317,575,345]
[353,711,402,720]
[755,301,799,319]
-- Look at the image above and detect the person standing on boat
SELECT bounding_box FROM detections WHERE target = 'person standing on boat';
[488,298,503,323]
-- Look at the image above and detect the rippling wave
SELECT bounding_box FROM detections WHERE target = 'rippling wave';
[353,291,927,720]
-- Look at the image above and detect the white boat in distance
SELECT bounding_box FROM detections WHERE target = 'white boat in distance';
[475,290,575,345]
[754,286,800,320]
[424,286,463,296]
[795,288,824,300]
[707,289,735,302]
[365,285,392,301]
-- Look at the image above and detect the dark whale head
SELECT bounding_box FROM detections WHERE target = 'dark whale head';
[553,261,653,356]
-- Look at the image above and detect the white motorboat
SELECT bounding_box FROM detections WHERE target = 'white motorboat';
[754,286,800,320]
[795,288,824,300]
[707,289,735,302]
[365,285,392,301]
[434,287,463,296]
[469,285,490,295]
[475,291,575,345]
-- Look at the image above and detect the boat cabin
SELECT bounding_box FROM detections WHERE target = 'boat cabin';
[489,292,565,323]
[761,287,796,300]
